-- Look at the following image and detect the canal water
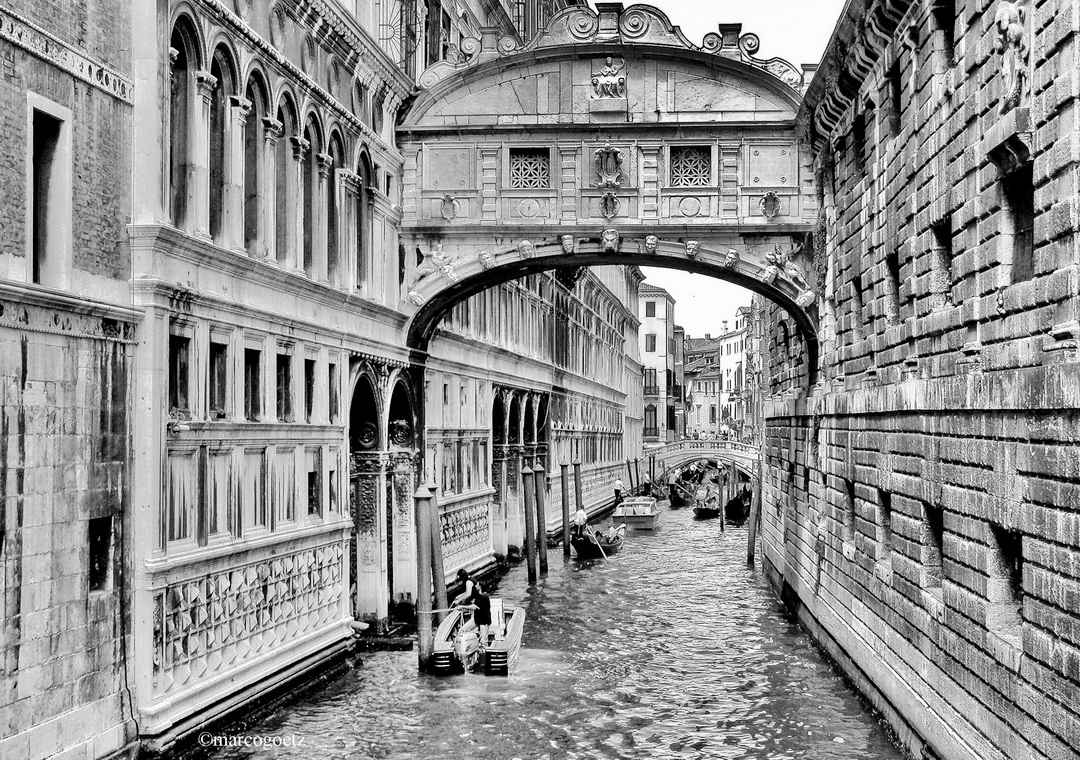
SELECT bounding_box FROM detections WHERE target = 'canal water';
[195,504,907,760]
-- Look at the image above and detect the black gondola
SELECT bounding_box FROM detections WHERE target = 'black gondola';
[570,529,624,559]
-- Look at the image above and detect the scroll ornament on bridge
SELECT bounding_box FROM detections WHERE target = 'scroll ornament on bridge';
[415,243,463,284]
[994,0,1029,114]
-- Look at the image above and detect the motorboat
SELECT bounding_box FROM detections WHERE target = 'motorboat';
[614,496,661,530]
[430,598,525,676]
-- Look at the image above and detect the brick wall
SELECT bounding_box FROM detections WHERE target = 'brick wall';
[762,0,1080,758]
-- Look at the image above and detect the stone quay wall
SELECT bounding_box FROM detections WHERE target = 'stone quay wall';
[761,0,1080,759]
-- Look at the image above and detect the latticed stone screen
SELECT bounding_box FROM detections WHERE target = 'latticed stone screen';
[509,148,550,189]
[670,146,712,186]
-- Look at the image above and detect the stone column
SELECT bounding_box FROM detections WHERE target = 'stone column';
[479,147,500,222]
[639,144,661,220]
[351,452,388,622]
[315,152,333,284]
[260,117,283,263]
[224,95,251,251]
[491,445,509,555]
[390,452,418,610]
[190,71,217,240]
[288,136,309,276]
[558,146,579,221]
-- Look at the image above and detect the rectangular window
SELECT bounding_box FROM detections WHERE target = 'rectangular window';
[645,334,656,352]
[709,405,716,424]
[328,362,339,423]
[851,113,867,171]
[208,341,228,419]
[244,348,261,421]
[888,60,903,136]
[304,358,316,423]
[931,216,955,309]
[670,146,711,186]
[307,448,322,516]
[30,104,70,288]
[876,489,893,562]
[1004,164,1035,283]
[931,0,957,69]
[645,301,656,317]
[87,515,112,592]
[169,333,190,414]
[922,501,945,590]
[508,148,550,189]
[987,523,1024,639]
[276,353,293,422]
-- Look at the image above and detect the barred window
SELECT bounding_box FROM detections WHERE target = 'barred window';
[670,146,711,186]
[509,148,550,189]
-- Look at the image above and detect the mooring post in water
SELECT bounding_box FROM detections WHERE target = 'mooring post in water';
[625,459,633,496]
[533,461,548,574]
[634,458,642,496]
[561,462,571,557]
[428,481,448,624]
[521,463,538,585]
[573,459,583,517]
[414,482,434,671]
[748,454,764,563]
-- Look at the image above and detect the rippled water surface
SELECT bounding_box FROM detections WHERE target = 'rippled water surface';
[197,506,906,760]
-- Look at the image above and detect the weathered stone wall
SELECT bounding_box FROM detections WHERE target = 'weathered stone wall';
[761,0,1080,758]
[0,290,138,760]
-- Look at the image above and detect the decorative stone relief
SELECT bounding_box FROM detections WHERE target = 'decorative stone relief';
[594,143,623,188]
[644,235,659,253]
[601,228,621,253]
[389,418,413,447]
[407,291,425,307]
[723,248,741,268]
[765,242,811,291]
[560,235,576,254]
[599,192,620,219]
[592,57,626,99]
[518,239,535,258]
[439,194,458,220]
[759,191,782,219]
[684,240,700,259]
[994,1,1030,115]
[415,243,462,284]
[477,250,496,270]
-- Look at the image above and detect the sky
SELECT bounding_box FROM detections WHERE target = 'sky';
[634,0,847,338]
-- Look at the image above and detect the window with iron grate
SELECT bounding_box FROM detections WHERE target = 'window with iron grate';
[670,146,711,186]
[509,148,550,189]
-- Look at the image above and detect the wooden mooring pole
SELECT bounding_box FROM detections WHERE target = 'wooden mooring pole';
[561,462,571,558]
[747,454,764,564]
[521,464,538,585]
[533,461,548,574]
[428,482,448,624]
[414,483,434,672]
[573,460,584,517]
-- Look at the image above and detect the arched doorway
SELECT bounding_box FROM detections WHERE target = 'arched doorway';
[348,371,382,622]
[386,377,418,620]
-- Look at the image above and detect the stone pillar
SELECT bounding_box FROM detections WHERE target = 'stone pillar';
[558,145,579,221]
[224,95,251,251]
[390,452,418,610]
[639,144,661,220]
[260,117,283,263]
[506,446,523,553]
[351,452,388,623]
[315,153,333,284]
[491,445,509,555]
[190,71,217,240]
[479,147,500,222]
[288,136,309,276]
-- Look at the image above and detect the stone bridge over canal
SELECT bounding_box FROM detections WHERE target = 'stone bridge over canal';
[645,439,760,481]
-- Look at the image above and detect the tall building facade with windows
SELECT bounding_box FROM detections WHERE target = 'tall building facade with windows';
[639,284,677,442]
[0,1,139,757]
[683,311,749,439]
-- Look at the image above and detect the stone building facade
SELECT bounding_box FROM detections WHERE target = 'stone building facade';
[760,0,1080,758]
[0,1,139,758]
[639,283,677,442]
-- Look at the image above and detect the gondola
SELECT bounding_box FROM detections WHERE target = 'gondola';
[570,528,624,559]
[430,598,526,676]
[692,504,722,519]
[669,481,695,508]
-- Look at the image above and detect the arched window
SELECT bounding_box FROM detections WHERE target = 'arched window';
[275,97,296,267]
[356,152,372,289]
[302,116,320,277]
[168,19,198,228]
[326,132,344,284]
[243,75,267,254]
[209,46,236,245]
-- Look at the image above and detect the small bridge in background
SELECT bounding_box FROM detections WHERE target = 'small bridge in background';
[645,440,761,481]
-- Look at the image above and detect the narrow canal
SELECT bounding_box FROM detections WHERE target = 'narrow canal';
[194,504,907,759]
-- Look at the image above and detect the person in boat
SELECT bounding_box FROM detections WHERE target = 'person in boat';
[614,477,625,507]
[572,505,589,537]
[667,470,679,501]
[453,568,492,645]
[603,522,621,542]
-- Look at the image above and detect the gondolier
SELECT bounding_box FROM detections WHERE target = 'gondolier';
[614,477,625,506]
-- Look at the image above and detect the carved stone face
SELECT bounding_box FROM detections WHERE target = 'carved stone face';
[518,239,534,258]
[601,228,620,253]
[560,235,575,254]
[684,240,700,259]
[408,290,425,307]
[644,235,659,254]
[724,248,740,268]
[795,290,816,308]
[477,250,496,270]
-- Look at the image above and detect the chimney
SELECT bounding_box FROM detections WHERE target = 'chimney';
[704,333,711,340]
[722,320,729,333]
